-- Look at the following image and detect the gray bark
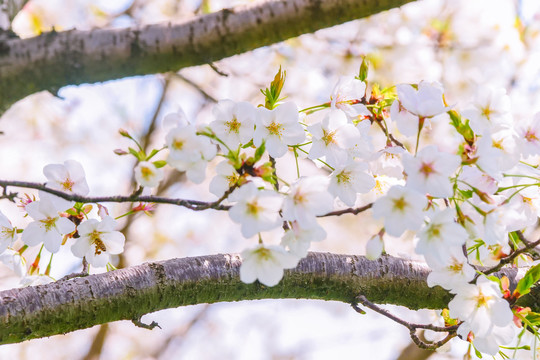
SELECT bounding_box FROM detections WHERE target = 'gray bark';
[0,0,417,113]
[0,252,530,345]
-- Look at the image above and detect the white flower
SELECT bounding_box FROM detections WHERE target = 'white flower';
[240,244,299,287]
[209,161,240,197]
[134,161,164,188]
[516,112,540,158]
[365,234,384,260]
[425,245,475,293]
[330,76,371,119]
[371,185,427,237]
[463,322,518,356]
[166,120,217,184]
[415,208,468,262]
[22,193,76,253]
[308,110,364,167]
[0,248,26,277]
[391,81,450,137]
[71,216,125,268]
[228,183,283,238]
[20,275,55,287]
[282,176,334,227]
[462,87,512,135]
[253,102,305,158]
[210,100,256,149]
[396,81,450,118]
[281,221,326,258]
[458,165,498,195]
[369,146,405,179]
[402,145,461,198]
[449,276,513,338]
[43,159,89,195]
[0,211,17,254]
[390,99,420,137]
[475,129,519,179]
[328,161,375,206]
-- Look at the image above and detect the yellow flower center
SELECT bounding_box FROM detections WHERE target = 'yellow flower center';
[322,129,337,146]
[336,171,351,184]
[254,247,271,260]
[61,177,75,192]
[40,217,57,231]
[525,129,539,143]
[392,197,408,212]
[141,166,154,180]
[475,290,493,308]
[419,162,435,177]
[225,117,241,134]
[172,139,184,151]
[89,230,107,255]
[266,121,283,137]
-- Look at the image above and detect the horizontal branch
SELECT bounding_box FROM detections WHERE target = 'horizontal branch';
[0,179,374,217]
[0,252,529,345]
[0,180,230,211]
[0,0,417,112]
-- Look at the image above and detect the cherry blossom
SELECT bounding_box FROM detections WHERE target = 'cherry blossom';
[281,221,326,258]
[71,216,125,268]
[365,234,384,260]
[308,110,365,167]
[371,185,427,237]
[425,245,475,292]
[328,161,375,206]
[415,208,468,262]
[402,145,461,198]
[0,211,17,254]
[22,193,76,253]
[253,102,305,158]
[330,76,371,119]
[449,276,513,338]
[209,161,240,197]
[462,87,513,135]
[240,244,299,287]
[134,161,164,188]
[516,111,540,158]
[0,249,26,277]
[43,159,89,195]
[228,183,283,238]
[281,176,334,227]
[210,100,256,149]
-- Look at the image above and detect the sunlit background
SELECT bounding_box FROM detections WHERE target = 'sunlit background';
[0,0,539,359]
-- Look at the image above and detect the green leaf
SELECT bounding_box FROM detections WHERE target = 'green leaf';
[263,66,286,110]
[254,141,266,163]
[525,312,540,326]
[147,148,159,160]
[357,57,369,82]
[128,147,142,160]
[153,160,167,169]
[516,263,540,297]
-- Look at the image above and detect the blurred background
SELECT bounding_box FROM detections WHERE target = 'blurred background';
[0,0,539,359]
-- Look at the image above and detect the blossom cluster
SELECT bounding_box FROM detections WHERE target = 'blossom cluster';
[0,160,125,283]
[140,71,536,355]
[0,65,539,356]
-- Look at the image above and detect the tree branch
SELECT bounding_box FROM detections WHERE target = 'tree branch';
[0,252,528,345]
[0,0,417,112]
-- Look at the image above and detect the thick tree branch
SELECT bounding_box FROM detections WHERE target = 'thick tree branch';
[0,0,417,112]
[0,252,528,345]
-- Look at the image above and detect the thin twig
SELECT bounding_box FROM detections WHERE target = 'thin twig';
[319,203,373,217]
[0,180,231,211]
[353,295,458,351]
[481,237,540,278]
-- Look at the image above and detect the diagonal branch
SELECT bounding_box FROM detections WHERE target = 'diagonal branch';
[0,252,529,345]
[0,0,417,112]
